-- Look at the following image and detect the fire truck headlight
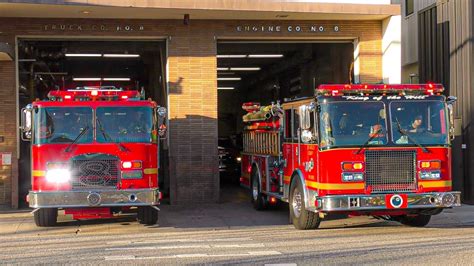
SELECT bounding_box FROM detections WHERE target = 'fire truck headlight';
[342,172,364,182]
[46,169,71,183]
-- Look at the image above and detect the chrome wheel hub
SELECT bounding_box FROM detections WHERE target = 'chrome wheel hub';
[292,188,302,218]
[252,179,259,200]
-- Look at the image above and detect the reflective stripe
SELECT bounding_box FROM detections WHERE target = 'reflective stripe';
[32,170,46,177]
[306,181,364,190]
[284,175,363,190]
[419,180,452,188]
[143,168,158,175]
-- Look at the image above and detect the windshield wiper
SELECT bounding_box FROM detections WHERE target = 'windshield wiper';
[64,126,89,153]
[355,128,383,155]
[96,117,129,152]
[395,118,429,153]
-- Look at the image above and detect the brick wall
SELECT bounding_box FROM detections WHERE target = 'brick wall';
[0,18,382,206]
[0,34,17,208]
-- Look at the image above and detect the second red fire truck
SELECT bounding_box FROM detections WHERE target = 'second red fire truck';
[241,84,460,229]
[20,87,166,227]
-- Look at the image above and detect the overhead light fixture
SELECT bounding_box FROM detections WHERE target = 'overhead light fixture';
[217,67,230,71]
[103,54,140,58]
[217,77,241,81]
[73,78,101,81]
[81,10,91,14]
[216,55,247,58]
[218,72,236,75]
[66,53,102,57]
[216,54,284,58]
[218,87,235,90]
[248,54,284,58]
[230,67,261,71]
[103,78,131,81]
[73,78,131,81]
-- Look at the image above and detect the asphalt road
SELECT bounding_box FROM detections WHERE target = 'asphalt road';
[1,186,473,265]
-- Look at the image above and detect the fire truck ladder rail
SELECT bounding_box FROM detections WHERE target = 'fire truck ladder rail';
[243,131,280,156]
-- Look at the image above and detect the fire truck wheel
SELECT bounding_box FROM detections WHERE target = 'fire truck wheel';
[34,208,58,227]
[398,214,431,227]
[137,206,159,225]
[251,169,268,210]
[290,179,320,230]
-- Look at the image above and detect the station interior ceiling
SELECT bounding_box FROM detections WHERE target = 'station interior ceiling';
[17,40,166,106]
[216,42,354,138]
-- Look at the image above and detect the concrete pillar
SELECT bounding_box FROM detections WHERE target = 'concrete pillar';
[382,15,402,84]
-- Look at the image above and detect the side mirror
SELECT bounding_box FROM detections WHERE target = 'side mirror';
[157,106,167,118]
[299,105,311,130]
[20,105,33,141]
[446,96,457,141]
[447,104,455,141]
[156,106,167,138]
[447,96,457,105]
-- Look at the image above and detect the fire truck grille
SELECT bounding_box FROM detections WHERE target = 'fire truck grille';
[365,150,416,193]
[71,159,119,189]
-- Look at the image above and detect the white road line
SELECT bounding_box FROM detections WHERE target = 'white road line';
[104,251,282,261]
[106,237,253,245]
[105,243,264,251]
[104,255,136,260]
[249,251,282,256]
[212,243,265,248]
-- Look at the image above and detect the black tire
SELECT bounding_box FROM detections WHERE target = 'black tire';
[137,206,158,225]
[289,178,321,230]
[398,214,431,227]
[251,168,267,210]
[34,208,58,227]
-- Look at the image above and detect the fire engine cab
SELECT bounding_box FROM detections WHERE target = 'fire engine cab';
[20,87,166,227]
[240,84,461,230]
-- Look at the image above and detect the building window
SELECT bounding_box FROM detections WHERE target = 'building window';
[406,0,414,16]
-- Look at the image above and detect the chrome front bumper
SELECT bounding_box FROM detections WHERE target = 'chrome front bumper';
[316,192,461,212]
[28,189,160,208]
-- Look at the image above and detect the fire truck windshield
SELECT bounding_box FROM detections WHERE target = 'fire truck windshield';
[33,107,93,144]
[319,101,387,148]
[96,107,153,143]
[390,100,448,145]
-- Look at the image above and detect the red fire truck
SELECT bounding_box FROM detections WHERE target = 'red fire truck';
[20,87,166,227]
[241,84,460,229]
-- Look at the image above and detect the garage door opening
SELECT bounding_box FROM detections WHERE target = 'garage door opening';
[17,39,168,207]
[217,41,354,200]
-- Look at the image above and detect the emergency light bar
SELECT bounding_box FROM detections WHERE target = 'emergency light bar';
[316,84,444,96]
[47,89,142,101]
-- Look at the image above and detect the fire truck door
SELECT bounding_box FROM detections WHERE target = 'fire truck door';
[282,109,295,182]
[293,108,301,170]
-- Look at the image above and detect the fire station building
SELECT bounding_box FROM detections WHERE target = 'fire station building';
[0,1,402,208]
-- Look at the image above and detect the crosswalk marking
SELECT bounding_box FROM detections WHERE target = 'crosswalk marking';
[104,251,282,261]
[106,237,254,245]
[105,243,264,251]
